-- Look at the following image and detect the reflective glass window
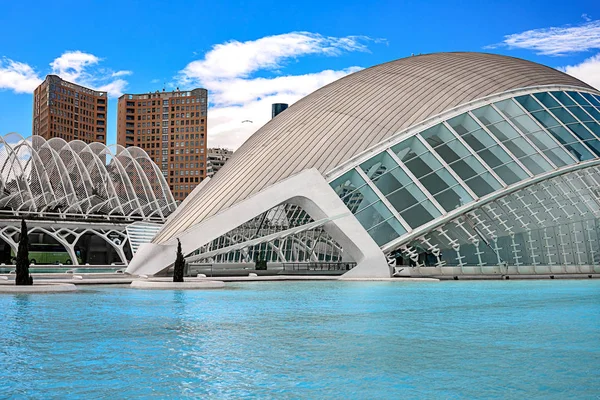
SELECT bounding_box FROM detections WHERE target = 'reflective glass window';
[528,109,594,161]
[330,169,406,245]
[472,105,503,125]
[360,152,441,228]
[567,91,591,106]
[483,120,552,175]
[421,123,502,195]
[392,137,473,210]
[581,102,600,121]
[533,92,561,109]
[495,99,575,167]
[584,122,600,137]
[447,114,528,186]
[564,104,595,123]
[330,169,372,213]
[545,106,600,156]
[567,92,600,121]
[515,95,544,112]
[550,91,576,106]
[581,92,600,107]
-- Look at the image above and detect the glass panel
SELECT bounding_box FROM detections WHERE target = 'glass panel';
[530,110,561,128]
[448,114,528,186]
[581,92,600,107]
[568,91,592,107]
[392,138,473,210]
[360,151,443,229]
[534,92,561,109]
[361,151,402,185]
[585,122,600,137]
[392,137,428,163]
[548,126,593,161]
[421,123,500,194]
[582,105,600,121]
[495,98,526,118]
[548,107,577,125]
[447,113,480,136]
[529,109,594,161]
[472,105,503,125]
[388,188,441,228]
[330,169,374,214]
[363,209,405,246]
[550,91,575,106]
[515,94,544,112]
[331,169,406,244]
[568,105,595,123]
[546,106,600,156]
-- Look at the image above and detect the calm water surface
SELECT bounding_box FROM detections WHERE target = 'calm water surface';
[0,280,598,399]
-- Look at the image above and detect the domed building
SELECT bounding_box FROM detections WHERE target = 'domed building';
[128,52,600,278]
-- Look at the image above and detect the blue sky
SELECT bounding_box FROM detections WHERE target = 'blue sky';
[1,0,599,149]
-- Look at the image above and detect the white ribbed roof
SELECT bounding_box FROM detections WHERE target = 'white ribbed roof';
[0,133,176,220]
[156,52,593,243]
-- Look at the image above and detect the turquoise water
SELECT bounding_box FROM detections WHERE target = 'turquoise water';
[0,281,598,399]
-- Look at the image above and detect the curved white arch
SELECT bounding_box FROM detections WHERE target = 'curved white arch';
[0,133,175,221]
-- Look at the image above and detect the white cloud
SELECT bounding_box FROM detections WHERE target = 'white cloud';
[0,58,42,93]
[50,51,129,97]
[582,14,592,22]
[494,20,600,56]
[0,51,131,97]
[95,79,129,98]
[112,70,133,77]
[181,32,373,82]
[178,32,380,149]
[50,51,100,81]
[560,53,600,89]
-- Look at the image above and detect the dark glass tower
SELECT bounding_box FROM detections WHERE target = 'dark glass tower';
[272,103,288,118]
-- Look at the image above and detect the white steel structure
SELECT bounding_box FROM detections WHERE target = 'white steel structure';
[127,52,600,277]
[0,133,176,265]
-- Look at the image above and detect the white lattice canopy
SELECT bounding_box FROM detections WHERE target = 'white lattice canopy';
[0,133,176,221]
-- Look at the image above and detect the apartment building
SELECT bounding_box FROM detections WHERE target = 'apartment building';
[117,88,208,201]
[32,75,107,144]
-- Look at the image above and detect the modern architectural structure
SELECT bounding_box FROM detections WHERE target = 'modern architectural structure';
[272,103,288,118]
[0,133,176,265]
[207,148,234,178]
[127,52,600,278]
[33,75,108,144]
[117,88,208,201]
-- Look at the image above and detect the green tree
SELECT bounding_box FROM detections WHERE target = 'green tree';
[15,219,33,286]
[173,239,185,283]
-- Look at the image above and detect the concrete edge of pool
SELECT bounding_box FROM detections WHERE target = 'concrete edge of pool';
[130,280,226,289]
[0,282,77,293]
[0,273,598,288]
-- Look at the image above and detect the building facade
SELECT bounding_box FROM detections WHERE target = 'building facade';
[117,88,208,201]
[32,75,108,144]
[207,148,233,177]
[126,52,600,278]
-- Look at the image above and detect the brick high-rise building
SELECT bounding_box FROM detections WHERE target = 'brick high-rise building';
[32,75,108,144]
[117,88,208,201]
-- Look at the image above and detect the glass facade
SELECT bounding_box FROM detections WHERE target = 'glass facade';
[330,89,600,249]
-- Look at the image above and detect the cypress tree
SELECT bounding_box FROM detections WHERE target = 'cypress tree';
[15,219,33,286]
[173,239,185,283]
